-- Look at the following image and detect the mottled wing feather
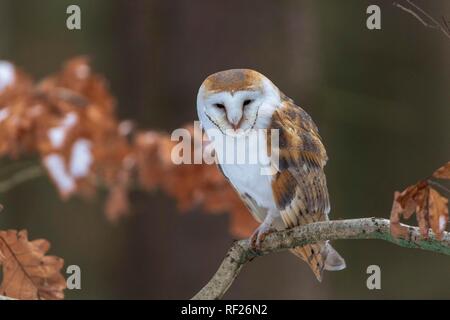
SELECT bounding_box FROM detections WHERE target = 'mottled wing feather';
[270,99,330,281]
[270,100,330,223]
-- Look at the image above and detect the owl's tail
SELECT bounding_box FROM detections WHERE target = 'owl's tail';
[290,241,346,282]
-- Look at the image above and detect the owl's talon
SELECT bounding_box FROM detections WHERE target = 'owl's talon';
[250,224,275,251]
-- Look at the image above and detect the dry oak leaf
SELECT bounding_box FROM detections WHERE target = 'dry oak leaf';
[0,230,66,300]
[428,188,449,239]
[391,179,449,240]
[433,161,450,180]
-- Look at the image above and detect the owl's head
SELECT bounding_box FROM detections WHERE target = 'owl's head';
[197,69,281,136]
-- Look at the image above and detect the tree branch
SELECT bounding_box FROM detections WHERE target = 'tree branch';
[0,165,44,193]
[394,0,450,39]
[192,217,450,300]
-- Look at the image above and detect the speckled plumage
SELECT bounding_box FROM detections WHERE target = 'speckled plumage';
[270,99,331,280]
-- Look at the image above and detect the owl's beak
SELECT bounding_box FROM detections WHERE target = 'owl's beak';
[230,116,243,130]
[225,106,244,131]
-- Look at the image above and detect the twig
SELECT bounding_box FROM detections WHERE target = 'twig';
[394,0,450,39]
[428,179,450,196]
[0,160,38,179]
[0,165,44,193]
[192,217,450,300]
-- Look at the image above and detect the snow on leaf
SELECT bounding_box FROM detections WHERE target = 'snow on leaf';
[47,112,78,148]
[0,107,10,123]
[440,215,447,232]
[428,188,449,239]
[0,61,15,93]
[43,153,76,198]
[74,63,90,80]
[70,138,93,178]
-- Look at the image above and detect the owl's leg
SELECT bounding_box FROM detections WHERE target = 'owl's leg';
[250,210,277,250]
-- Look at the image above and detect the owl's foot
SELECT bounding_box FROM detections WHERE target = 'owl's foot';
[250,223,275,251]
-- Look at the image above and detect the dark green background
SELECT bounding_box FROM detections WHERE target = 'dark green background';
[0,0,449,299]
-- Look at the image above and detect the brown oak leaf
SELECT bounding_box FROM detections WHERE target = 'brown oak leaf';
[0,230,66,300]
[428,188,449,239]
[390,162,449,240]
[433,161,450,180]
[0,58,259,237]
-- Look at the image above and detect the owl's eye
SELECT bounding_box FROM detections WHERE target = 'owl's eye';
[215,103,225,110]
[243,99,253,106]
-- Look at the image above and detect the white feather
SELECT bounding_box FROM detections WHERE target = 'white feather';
[197,73,282,219]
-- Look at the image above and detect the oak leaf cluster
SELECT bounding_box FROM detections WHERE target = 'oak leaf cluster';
[390,162,449,239]
[0,57,256,234]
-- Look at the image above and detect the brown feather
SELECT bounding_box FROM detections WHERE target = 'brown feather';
[202,69,263,94]
[270,100,330,281]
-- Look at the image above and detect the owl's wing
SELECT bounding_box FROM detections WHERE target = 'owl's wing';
[269,99,338,281]
[270,99,330,227]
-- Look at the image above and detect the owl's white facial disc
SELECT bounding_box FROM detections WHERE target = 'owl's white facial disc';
[197,69,281,137]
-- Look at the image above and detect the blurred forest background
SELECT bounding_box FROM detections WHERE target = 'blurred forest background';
[0,0,449,299]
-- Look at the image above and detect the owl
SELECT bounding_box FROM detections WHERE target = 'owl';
[196,69,345,281]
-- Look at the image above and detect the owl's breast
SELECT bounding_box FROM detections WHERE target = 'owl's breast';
[215,132,277,211]
[221,162,276,214]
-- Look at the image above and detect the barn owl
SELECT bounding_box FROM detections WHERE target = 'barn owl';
[196,69,346,281]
